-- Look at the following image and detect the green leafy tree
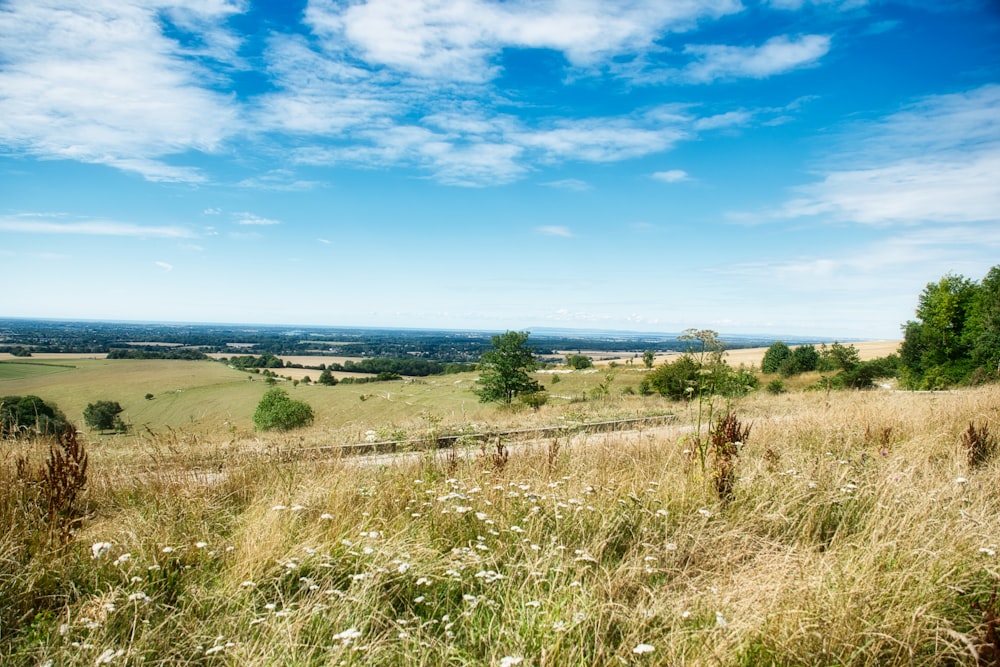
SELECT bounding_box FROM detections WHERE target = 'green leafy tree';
[819,342,861,372]
[761,341,791,374]
[253,388,314,431]
[565,354,593,370]
[900,272,979,388]
[969,266,1000,378]
[1,395,69,438]
[790,344,820,374]
[318,368,338,386]
[474,331,544,405]
[642,350,655,369]
[83,400,126,433]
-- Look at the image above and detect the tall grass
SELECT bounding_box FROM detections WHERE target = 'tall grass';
[2,386,999,665]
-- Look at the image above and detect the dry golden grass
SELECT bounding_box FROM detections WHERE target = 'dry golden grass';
[3,384,999,666]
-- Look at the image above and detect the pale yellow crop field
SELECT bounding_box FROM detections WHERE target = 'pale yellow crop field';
[597,340,902,369]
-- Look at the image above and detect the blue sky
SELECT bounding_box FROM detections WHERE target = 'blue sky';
[1,0,998,339]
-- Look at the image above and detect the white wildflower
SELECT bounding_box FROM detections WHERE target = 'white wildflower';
[499,657,523,667]
[332,627,362,644]
[94,648,124,665]
[91,542,112,559]
[320,513,334,520]
[715,611,728,628]
[633,643,655,655]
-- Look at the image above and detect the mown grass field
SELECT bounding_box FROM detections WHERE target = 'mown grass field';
[3,346,999,665]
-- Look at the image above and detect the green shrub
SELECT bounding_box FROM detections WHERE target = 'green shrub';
[1,395,69,438]
[252,388,314,431]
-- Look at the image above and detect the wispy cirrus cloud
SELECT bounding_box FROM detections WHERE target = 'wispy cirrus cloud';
[0,0,242,182]
[305,0,744,83]
[253,2,816,185]
[535,225,574,238]
[541,179,591,191]
[682,34,831,83]
[779,85,1000,226]
[652,169,689,183]
[155,261,174,271]
[0,0,842,188]
[0,214,196,238]
[234,212,281,226]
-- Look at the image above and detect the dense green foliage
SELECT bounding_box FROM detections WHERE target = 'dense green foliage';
[83,400,126,433]
[324,358,475,377]
[107,348,207,360]
[474,331,544,404]
[0,394,69,438]
[761,342,821,376]
[646,330,759,401]
[252,388,314,431]
[646,354,759,400]
[900,266,1000,388]
[564,354,593,370]
[226,353,285,370]
[761,341,791,373]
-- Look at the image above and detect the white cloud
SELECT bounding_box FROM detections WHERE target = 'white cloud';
[652,169,689,183]
[306,0,743,83]
[780,85,1000,226]
[682,34,831,83]
[541,179,591,191]
[0,214,196,238]
[767,0,869,10]
[0,1,243,182]
[155,261,174,271]
[234,212,282,226]
[513,118,687,163]
[536,225,573,237]
[236,169,321,192]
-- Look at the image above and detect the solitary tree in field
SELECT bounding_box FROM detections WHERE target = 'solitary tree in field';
[475,331,544,405]
[643,350,655,369]
[253,388,314,431]
[83,400,126,433]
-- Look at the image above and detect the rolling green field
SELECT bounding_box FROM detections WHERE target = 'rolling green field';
[0,358,656,451]
[0,360,78,381]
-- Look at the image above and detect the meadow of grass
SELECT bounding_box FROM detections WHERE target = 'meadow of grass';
[3,379,999,666]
